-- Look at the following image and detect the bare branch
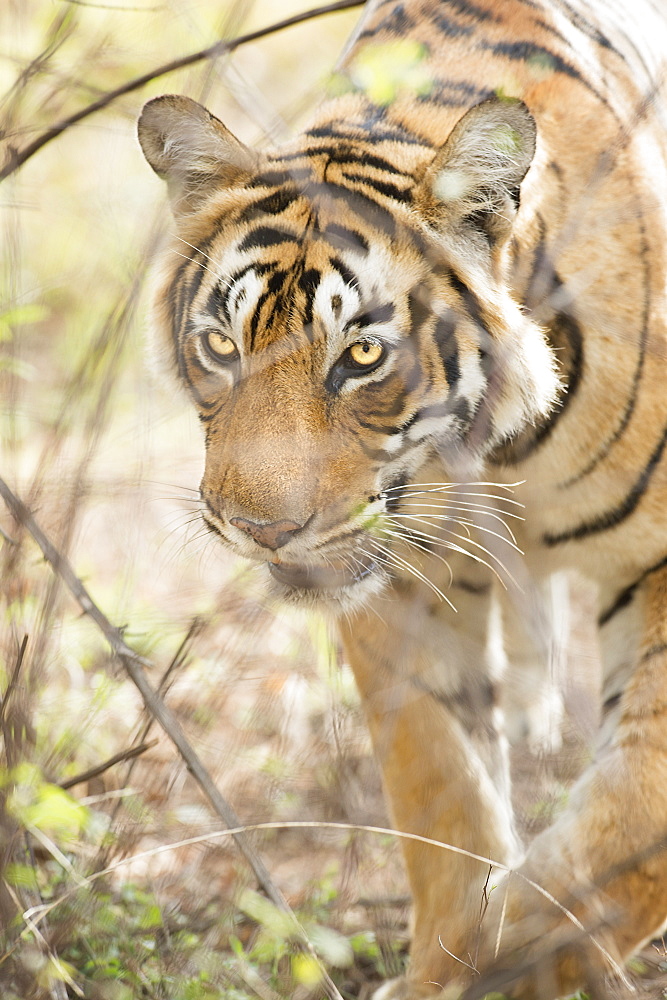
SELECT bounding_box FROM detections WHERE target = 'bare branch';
[0,476,280,897]
[0,475,346,1000]
[0,0,364,181]
[0,634,29,726]
[58,738,158,790]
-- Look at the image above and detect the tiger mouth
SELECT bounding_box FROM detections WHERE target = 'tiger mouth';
[268,556,377,591]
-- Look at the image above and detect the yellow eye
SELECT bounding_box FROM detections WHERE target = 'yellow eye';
[203,330,238,361]
[349,340,384,367]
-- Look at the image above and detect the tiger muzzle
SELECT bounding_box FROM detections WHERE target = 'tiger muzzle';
[229,516,304,551]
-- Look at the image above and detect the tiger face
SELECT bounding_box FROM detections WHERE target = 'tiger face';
[139,95,558,611]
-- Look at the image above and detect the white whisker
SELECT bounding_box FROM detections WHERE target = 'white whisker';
[368,539,457,611]
[169,248,212,272]
[392,497,524,518]
[384,516,515,588]
[385,480,524,491]
[393,503,520,542]
[174,236,215,262]
[391,512,522,552]
[393,490,524,509]
[379,527,455,587]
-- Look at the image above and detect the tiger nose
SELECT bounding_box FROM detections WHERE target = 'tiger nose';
[229,517,304,551]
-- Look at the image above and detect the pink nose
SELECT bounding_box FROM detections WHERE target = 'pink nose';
[229,517,304,551]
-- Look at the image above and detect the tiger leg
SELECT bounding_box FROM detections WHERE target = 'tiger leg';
[494,572,569,754]
[340,580,521,998]
[472,566,667,999]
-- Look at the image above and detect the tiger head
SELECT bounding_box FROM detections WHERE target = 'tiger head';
[138,95,558,611]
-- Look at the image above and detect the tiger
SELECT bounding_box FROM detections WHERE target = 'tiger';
[137,0,667,996]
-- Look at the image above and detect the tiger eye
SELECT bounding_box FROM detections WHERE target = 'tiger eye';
[349,341,384,366]
[203,330,237,360]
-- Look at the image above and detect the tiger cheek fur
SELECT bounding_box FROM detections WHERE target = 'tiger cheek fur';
[138,0,667,997]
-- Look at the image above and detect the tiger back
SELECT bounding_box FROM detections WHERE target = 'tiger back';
[138,0,667,996]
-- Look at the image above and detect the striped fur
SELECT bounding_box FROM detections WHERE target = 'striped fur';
[139,1,667,996]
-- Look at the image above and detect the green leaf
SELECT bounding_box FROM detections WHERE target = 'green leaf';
[4,863,39,891]
[350,40,433,106]
[306,923,353,967]
[291,952,322,987]
[0,304,49,342]
[8,770,89,839]
[237,888,296,941]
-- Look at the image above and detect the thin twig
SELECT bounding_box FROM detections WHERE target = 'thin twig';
[58,739,158,790]
[0,524,18,545]
[4,883,83,998]
[0,634,29,725]
[0,476,345,1000]
[0,0,364,180]
[0,475,277,889]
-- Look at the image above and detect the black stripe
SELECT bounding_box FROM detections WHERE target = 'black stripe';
[323,223,369,254]
[329,256,358,290]
[453,578,491,595]
[248,168,311,188]
[560,220,650,486]
[418,81,493,107]
[430,11,474,37]
[280,145,409,177]
[167,273,185,354]
[357,4,416,39]
[599,552,667,626]
[407,289,432,342]
[545,424,667,546]
[341,172,412,202]
[478,39,586,84]
[237,227,295,252]
[398,410,420,433]
[447,270,487,333]
[358,438,392,461]
[492,307,583,464]
[480,37,612,110]
[205,284,227,322]
[358,417,403,435]
[441,0,496,20]
[602,692,621,713]
[354,303,395,329]
[523,215,553,310]
[247,271,288,349]
[640,643,667,664]
[433,311,460,386]
[551,0,616,52]
[307,182,397,239]
[451,396,472,426]
[198,401,226,423]
[248,291,270,348]
[299,268,320,327]
[366,396,408,419]
[238,188,299,221]
[334,150,409,175]
[219,263,272,323]
[182,353,226,410]
[305,123,424,147]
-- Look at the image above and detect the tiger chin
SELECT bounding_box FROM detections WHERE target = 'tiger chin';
[138,0,667,997]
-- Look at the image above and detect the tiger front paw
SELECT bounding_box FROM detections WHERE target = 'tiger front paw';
[372,976,460,999]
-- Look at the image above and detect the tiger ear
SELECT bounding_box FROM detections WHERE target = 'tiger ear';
[419,97,536,247]
[137,95,259,213]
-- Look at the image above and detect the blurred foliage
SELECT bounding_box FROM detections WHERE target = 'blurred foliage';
[329,39,432,105]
